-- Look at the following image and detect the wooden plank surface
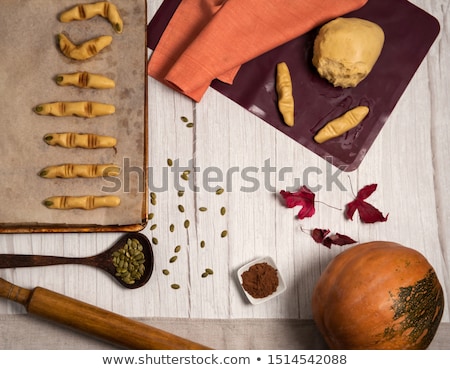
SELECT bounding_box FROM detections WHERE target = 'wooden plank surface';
[0,0,449,349]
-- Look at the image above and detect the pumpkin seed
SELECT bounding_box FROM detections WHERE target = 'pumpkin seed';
[178,204,185,213]
[220,207,226,215]
[200,240,205,248]
[221,230,228,238]
[112,238,146,285]
[181,173,189,181]
[162,269,170,275]
[205,268,214,275]
[199,207,207,212]
[169,256,178,263]
[184,219,190,229]
[148,212,154,220]
[216,187,224,195]
[167,158,173,166]
[151,198,157,206]
[150,192,157,199]
[186,122,194,128]
[201,272,208,278]
[171,284,180,289]
[180,116,189,123]
[152,237,158,245]
[169,224,175,232]
[150,224,157,230]
[178,190,185,197]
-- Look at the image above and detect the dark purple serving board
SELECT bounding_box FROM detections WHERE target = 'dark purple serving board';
[148,0,440,171]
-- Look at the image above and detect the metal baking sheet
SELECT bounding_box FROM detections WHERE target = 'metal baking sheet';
[0,0,148,232]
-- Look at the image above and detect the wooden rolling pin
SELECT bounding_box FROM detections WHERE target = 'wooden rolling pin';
[0,277,211,350]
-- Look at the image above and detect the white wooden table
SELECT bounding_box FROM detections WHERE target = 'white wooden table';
[0,0,449,349]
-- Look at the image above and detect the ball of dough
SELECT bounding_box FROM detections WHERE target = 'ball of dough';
[312,17,385,88]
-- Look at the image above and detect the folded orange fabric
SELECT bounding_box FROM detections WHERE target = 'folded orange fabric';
[149,0,368,102]
[148,0,238,88]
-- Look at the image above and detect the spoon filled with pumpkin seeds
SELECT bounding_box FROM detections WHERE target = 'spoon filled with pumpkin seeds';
[0,233,154,289]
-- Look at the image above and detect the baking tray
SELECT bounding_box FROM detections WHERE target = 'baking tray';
[148,0,440,171]
[0,0,148,233]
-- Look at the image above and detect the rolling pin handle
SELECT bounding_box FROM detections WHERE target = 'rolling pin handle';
[0,278,32,307]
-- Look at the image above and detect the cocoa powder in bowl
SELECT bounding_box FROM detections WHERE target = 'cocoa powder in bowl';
[241,262,279,299]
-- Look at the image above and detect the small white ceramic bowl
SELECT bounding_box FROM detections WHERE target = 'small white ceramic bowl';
[237,256,286,304]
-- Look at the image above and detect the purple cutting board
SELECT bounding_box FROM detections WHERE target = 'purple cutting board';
[148,0,440,171]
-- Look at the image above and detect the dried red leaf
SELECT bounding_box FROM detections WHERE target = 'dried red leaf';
[345,184,388,223]
[311,228,330,243]
[280,186,315,220]
[311,228,357,248]
[325,233,357,246]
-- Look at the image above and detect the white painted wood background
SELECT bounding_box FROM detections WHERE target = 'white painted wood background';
[0,0,449,339]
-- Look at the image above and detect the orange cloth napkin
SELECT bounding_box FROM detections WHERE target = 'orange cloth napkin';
[149,0,368,102]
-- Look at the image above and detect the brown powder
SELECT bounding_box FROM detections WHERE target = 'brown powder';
[241,262,279,299]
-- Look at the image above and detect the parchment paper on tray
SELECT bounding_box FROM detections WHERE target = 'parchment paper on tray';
[0,0,148,232]
[148,0,440,171]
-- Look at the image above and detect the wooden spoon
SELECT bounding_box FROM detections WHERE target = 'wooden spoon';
[0,233,154,289]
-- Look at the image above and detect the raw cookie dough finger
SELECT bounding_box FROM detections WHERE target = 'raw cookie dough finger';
[34,101,115,117]
[276,62,294,127]
[43,133,117,149]
[314,106,369,143]
[43,195,121,210]
[58,33,112,60]
[56,72,115,89]
[59,2,123,33]
[39,164,120,178]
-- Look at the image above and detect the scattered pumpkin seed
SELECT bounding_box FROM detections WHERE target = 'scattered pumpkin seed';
[170,224,175,232]
[200,240,205,248]
[178,204,185,213]
[162,269,170,275]
[150,192,157,199]
[171,284,180,289]
[180,116,189,123]
[167,158,173,166]
[186,122,194,128]
[181,173,189,181]
[201,272,208,278]
[220,206,226,215]
[205,268,214,275]
[169,256,178,263]
[151,198,157,206]
[199,207,207,212]
[150,224,157,230]
[174,245,181,253]
[152,237,158,245]
[221,230,228,238]
[184,219,190,229]
[148,212,154,220]
[216,187,224,195]
[178,190,185,197]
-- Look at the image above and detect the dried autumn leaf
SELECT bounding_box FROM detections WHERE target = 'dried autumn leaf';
[311,228,330,243]
[345,183,388,223]
[324,233,357,247]
[311,228,357,249]
[280,186,315,219]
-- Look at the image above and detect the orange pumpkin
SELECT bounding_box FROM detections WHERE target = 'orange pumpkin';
[312,241,444,349]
